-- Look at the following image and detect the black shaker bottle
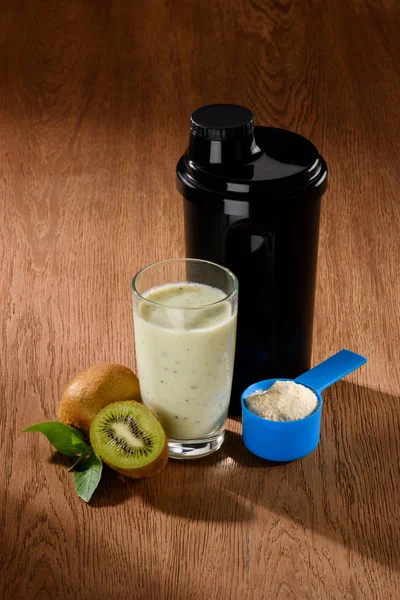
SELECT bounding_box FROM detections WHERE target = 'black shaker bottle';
[176,104,328,415]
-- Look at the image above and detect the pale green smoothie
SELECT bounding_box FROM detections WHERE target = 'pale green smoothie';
[134,282,237,439]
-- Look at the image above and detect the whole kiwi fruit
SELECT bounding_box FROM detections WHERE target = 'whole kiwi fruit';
[59,364,141,435]
[90,401,168,478]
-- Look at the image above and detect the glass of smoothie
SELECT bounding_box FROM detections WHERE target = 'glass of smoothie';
[132,258,238,459]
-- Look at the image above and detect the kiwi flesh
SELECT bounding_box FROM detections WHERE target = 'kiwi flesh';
[59,364,141,435]
[90,401,168,478]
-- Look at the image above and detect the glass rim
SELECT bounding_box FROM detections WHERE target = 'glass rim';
[132,258,239,310]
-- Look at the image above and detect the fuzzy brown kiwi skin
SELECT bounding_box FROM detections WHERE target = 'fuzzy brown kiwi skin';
[89,401,168,479]
[59,364,141,435]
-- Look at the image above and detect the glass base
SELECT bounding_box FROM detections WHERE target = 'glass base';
[167,428,225,459]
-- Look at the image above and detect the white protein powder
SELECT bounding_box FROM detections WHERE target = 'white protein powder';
[246,380,318,421]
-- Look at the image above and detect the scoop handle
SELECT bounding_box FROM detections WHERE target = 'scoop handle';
[294,349,367,393]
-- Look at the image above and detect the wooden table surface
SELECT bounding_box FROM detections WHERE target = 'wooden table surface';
[1,1,399,598]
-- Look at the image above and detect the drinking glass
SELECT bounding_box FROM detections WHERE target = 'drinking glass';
[132,258,238,459]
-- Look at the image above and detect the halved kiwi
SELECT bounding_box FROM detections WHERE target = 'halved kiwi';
[90,401,168,478]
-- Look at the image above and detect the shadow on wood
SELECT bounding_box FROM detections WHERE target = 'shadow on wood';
[137,382,400,570]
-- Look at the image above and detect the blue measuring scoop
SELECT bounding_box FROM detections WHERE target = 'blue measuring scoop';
[241,349,367,462]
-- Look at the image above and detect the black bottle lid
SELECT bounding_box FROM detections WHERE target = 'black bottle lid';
[177,104,328,210]
[190,104,254,140]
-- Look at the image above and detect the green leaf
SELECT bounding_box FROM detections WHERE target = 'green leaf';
[22,422,86,456]
[68,453,90,472]
[73,452,103,503]
[71,432,91,454]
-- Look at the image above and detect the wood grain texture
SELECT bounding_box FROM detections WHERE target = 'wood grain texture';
[1,0,399,598]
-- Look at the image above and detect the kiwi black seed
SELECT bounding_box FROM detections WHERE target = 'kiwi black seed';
[103,414,152,454]
[90,401,168,479]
